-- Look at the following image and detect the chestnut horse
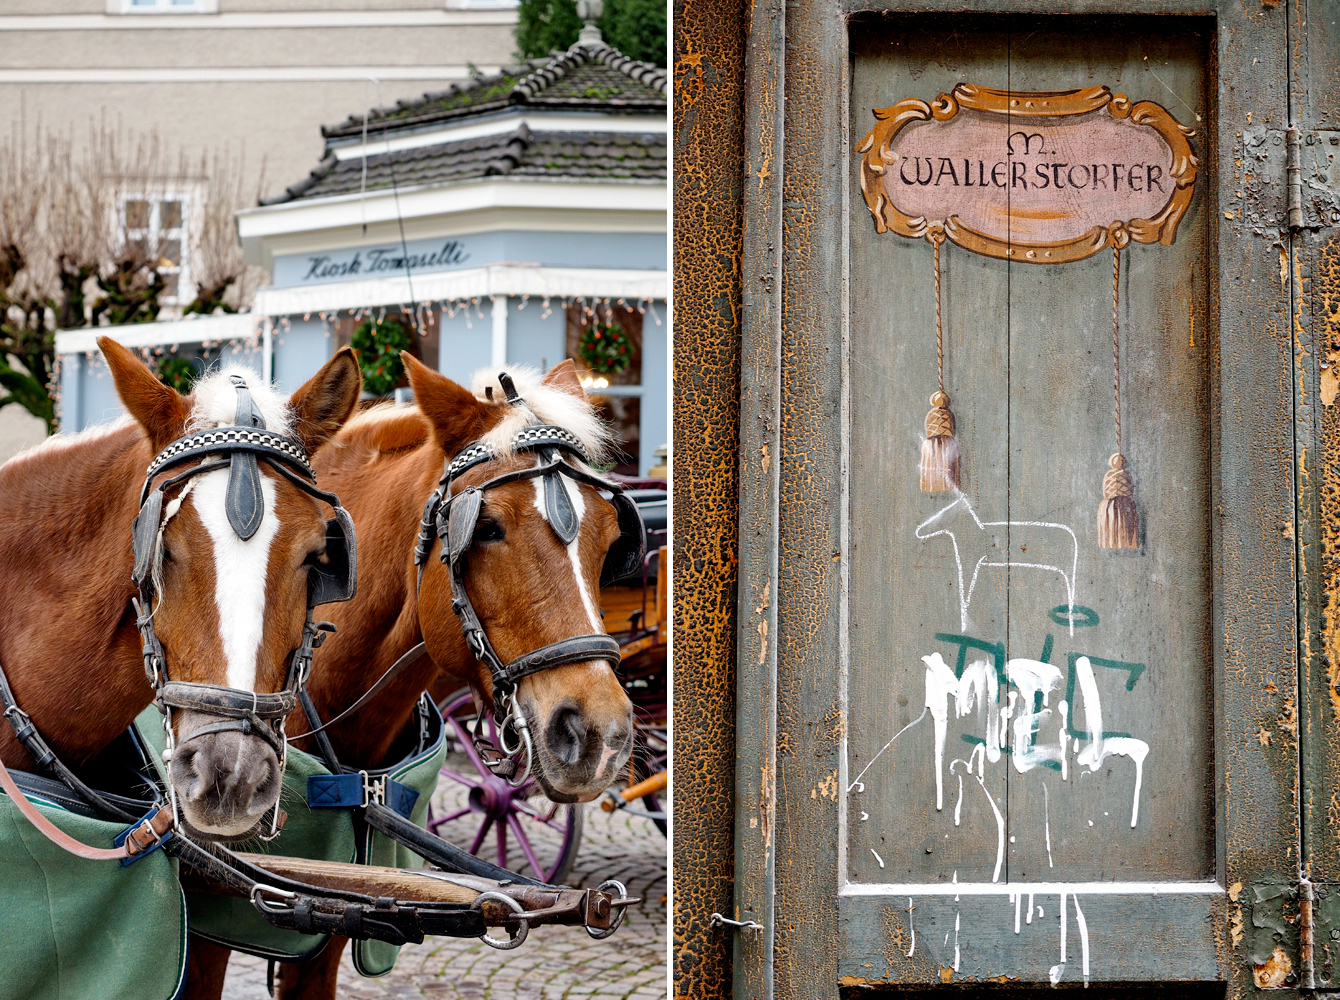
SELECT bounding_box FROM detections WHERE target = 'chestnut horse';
[188,357,637,999]
[0,337,361,840]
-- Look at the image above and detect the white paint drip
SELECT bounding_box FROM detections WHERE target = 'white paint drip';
[924,653,998,809]
[1073,655,1149,826]
[1014,892,1021,934]
[1072,894,1090,985]
[971,771,1005,883]
[1027,892,1035,924]
[1048,889,1068,983]
[1042,784,1055,868]
[860,811,868,821]
[906,899,915,957]
[191,468,279,692]
[848,707,926,793]
[953,774,964,826]
[871,848,885,869]
[915,493,1079,635]
[953,911,961,970]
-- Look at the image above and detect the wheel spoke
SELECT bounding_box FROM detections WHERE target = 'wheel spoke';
[428,807,473,831]
[496,817,508,869]
[438,769,481,789]
[468,815,494,855]
[506,812,548,882]
[448,715,492,777]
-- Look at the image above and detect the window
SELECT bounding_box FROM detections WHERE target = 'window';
[120,193,191,304]
[107,0,218,13]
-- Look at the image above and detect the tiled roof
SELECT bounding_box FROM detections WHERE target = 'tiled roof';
[263,125,665,204]
[321,42,666,141]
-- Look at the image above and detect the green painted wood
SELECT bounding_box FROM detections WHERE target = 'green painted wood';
[837,890,1226,985]
[1002,24,1214,886]
[734,0,1299,995]
[732,0,786,989]
[768,0,847,994]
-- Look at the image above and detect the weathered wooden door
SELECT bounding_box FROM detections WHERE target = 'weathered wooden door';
[721,2,1340,996]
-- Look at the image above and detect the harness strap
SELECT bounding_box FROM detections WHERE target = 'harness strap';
[0,750,171,862]
[295,643,431,740]
[0,658,141,823]
[496,634,622,689]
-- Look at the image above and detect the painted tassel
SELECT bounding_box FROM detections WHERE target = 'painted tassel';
[920,390,960,492]
[1097,453,1139,550]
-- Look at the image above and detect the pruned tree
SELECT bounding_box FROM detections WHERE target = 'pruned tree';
[185,148,265,315]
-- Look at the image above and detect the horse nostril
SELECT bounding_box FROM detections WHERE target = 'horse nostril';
[546,704,587,766]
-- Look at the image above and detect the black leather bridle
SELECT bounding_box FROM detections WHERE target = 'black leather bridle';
[130,375,358,837]
[411,374,645,784]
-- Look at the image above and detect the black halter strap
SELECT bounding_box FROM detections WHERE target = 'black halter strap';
[413,420,635,721]
[128,375,357,838]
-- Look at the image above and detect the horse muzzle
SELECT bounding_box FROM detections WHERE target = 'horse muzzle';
[165,707,285,840]
[528,696,635,804]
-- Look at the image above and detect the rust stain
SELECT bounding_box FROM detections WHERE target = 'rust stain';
[1254,945,1292,988]
[985,974,1019,983]
[1229,880,1243,902]
[839,976,871,987]
[1280,245,1289,293]
[1258,726,1273,746]
[940,965,953,983]
[1230,903,1245,949]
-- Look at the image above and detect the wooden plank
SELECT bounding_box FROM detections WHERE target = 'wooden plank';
[670,0,749,993]
[769,0,846,996]
[181,855,479,903]
[838,889,1226,985]
[1211,14,1297,1000]
[1003,21,1214,885]
[1294,0,1340,906]
[847,21,1011,889]
[731,0,784,986]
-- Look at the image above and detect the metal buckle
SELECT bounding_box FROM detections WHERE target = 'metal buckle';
[361,771,386,807]
[587,880,630,939]
[472,890,529,950]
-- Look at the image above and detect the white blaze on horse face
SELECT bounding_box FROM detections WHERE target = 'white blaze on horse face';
[529,473,604,635]
[190,467,280,692]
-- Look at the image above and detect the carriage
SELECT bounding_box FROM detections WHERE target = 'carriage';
[0,345,651,999]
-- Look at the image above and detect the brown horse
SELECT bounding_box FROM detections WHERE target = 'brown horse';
[187,356,637,999]
[0,337,361,840]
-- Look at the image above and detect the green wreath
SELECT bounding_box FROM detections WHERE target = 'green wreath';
[577,322,633,376]
[351,315,413,396]
[157,356,198,394]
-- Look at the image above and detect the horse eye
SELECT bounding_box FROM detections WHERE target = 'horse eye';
[473,519,505,544]
[304,547,329,567]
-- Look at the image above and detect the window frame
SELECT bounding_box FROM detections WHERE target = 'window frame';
[118,191,193,309]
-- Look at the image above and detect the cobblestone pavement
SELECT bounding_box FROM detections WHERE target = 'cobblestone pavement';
[220,764,667,999]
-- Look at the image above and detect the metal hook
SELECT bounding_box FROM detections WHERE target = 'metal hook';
[710,913,765,934]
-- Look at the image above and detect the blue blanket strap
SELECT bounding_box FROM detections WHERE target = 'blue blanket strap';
[112,804,174,867]
[308,773,419,820]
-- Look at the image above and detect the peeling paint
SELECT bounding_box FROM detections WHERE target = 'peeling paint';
[1254,945,1292,988]
[1231,904,1245,949]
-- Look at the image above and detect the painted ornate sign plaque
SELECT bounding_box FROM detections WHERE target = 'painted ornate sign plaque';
[856,84,1198,263]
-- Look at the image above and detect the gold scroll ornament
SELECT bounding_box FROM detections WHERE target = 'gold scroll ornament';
[855,84,1198,263]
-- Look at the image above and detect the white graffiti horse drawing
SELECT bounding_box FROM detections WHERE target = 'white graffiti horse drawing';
[915,493,1079,634]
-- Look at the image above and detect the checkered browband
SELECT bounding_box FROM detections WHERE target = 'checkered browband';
[143,425,314,486]
[443,425,590,482]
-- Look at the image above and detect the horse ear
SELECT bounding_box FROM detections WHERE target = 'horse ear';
[98,335,189,452]
[402,352,488,454]
[541,359,586,398]
[289,346,362,456]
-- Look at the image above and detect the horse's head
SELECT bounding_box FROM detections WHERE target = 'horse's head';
[405,355,635,804]
[100,338,361,840]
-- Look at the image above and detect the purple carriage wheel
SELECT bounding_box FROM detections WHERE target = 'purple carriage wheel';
[426,690,584,885]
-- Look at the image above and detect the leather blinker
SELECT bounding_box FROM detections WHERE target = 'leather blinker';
[225,375,266,540]
[543,471,580,546]
[308,505,358,608]
[131,489,165,589]
[601,490,647,587]
[447,489,484,566]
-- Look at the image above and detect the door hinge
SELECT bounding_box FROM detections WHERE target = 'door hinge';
[1286,127,1303,230]
[1239,128,1340,231]
[1250,880,1340,990]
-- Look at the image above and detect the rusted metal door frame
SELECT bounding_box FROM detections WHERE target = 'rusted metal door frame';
[730,1,1306,996]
